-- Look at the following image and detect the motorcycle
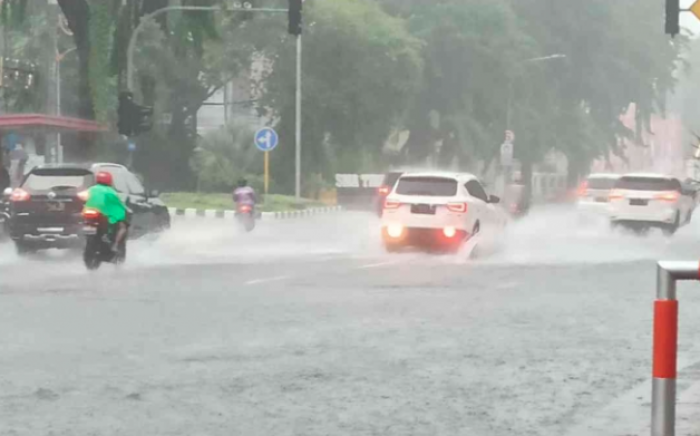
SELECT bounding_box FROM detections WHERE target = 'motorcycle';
[235,204,256,232]
[81,209,128,270]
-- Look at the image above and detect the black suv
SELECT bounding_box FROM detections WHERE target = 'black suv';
[7,163,170,254]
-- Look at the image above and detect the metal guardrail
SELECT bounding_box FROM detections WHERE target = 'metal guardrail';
[652,261,700,436]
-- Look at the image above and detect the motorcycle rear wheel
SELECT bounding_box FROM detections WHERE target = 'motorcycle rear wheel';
[83,237,102,271]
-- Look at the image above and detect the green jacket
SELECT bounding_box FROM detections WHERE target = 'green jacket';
[84,184,127,224]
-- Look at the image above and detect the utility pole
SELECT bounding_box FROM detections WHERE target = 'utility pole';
[289,0,303,199]
[295,34,302,199]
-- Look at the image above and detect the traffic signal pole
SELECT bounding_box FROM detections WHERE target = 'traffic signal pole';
[295,34,302,199]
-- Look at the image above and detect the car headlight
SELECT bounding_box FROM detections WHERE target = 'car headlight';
[387,224,404,238]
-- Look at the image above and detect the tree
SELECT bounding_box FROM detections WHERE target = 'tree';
[507,0,686,188]
[256,0,423,193]
[0,1,49,113]
[377,0,537,171]
[191,123,263,193]
[128,3,260,190]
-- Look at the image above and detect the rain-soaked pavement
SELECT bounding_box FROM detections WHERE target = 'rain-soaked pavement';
[2,207,700,436]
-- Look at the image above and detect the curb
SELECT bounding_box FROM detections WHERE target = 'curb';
[168,206,343,220]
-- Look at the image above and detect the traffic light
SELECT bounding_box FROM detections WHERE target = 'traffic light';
[288,0,302,36]
[118,91,153,137]
[666,0,680,37]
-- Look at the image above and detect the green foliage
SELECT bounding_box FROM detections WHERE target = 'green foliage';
[0,0,27,30]
[0,12,48,113]
[88,1,117,123]
[190,123,263,193]
[162,192,322,212]
[0,0,688,192]
[507,0,685,171]
[256,0,423,192]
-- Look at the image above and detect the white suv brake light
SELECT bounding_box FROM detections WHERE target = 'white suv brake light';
[447,202,468,213]
[384,199,401,209]
[654,191,679,203]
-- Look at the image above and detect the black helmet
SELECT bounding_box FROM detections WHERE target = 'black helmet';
[237,178,248,188]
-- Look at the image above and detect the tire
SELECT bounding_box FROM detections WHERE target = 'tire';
[244,219,255,233]
[469,244,481,260]
[83,237,102,271]
[239,214,255,232]
[0,217,8,242]
[15,241,35,257]
[156,212,171,232]
[663,212,681,237]
[384,242,400,253]
[113,236,127,266]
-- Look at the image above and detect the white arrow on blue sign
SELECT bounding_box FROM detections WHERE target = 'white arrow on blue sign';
[254,127,279,152]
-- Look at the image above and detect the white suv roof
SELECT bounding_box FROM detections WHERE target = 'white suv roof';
[587,173,620,179]
[621,173,675,180]
[398,172,478,182]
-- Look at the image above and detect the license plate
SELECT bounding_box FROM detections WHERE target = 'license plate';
[630,199,648,206]
[82,226,97,235]
[411,204,435,215]
[595,197,608,203]
[47,202,65,212]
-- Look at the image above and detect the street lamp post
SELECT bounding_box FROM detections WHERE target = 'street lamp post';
[55,47,76,164]
[502,54,566,203]
[505,54,566,132]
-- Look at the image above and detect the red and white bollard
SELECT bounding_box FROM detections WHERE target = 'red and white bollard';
[651,261,700,436]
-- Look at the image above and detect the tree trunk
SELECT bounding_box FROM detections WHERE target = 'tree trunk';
[57,0,94,120]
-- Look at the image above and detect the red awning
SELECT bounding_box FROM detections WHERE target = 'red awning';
[0,114,108,133]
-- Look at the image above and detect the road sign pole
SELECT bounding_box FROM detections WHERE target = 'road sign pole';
[264,151,270,195]
[295,33,302,200]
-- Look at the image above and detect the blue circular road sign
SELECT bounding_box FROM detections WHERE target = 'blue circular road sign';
[254,127,279,152]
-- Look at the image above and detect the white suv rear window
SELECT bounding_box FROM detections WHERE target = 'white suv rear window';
[615,177,680,192]
[22,169,94,192]
[587,177,617,190]
[395,177,458,197]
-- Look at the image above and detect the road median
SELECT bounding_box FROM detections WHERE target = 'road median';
[167,205,343,220]
[163,192,341,220]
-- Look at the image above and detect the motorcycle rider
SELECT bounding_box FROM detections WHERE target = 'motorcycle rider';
[233,178,257,209]
[84,171,128,253]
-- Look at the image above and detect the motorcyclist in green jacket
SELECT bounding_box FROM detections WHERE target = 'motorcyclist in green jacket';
[84,171,128,252]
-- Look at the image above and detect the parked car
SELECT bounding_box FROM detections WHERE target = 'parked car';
[381,172,507,252]
[6,163,170,255]
[609,173,695,235]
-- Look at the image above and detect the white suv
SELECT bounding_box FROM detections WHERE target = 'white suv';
[609,173,695,235]
[577,173,620,217]
[381,172,507,251]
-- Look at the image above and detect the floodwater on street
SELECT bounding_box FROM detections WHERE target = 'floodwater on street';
[2,207,700,436]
